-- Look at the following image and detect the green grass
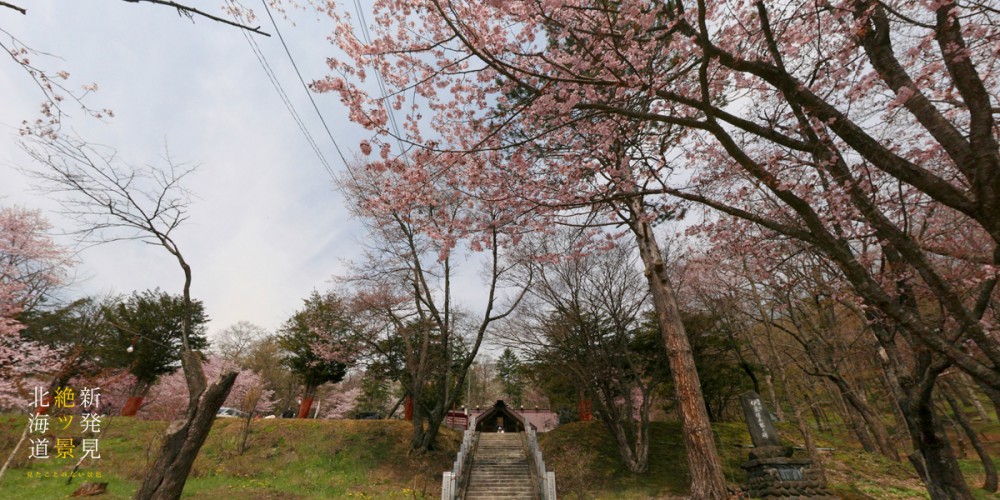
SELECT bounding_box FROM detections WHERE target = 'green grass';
[0,414,458,499]
[536,419,1000,499]
[5,411,1000,499]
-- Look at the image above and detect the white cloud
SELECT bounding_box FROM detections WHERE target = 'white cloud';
[0,1,366,336]
[0,1,500,350]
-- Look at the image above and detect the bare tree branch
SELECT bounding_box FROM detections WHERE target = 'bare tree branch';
[121,0,269,36]
[0,1,25,14]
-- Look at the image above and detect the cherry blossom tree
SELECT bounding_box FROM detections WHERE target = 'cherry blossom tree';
[141,357,275,421]
[314,1,1000,496]
[0,205,73,411]
[338,160,529,452]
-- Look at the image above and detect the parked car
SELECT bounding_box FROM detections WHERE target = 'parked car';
[216,407,248,418]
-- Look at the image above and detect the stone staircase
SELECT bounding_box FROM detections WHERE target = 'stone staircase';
[464,433,535,499]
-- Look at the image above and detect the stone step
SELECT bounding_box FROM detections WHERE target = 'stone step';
[465,493,535,500]
[468,476,533,481]
[466,489,534,494]
[467,482,533,486]
[471,467,531,476]
[467,482,532,485]
[461,432,539,499]
[468,468,529,473]
[466,487,534,493]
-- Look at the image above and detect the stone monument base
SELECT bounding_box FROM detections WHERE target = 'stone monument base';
[741,446,838,499]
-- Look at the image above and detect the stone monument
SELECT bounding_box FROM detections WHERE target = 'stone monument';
[739,391,837,499]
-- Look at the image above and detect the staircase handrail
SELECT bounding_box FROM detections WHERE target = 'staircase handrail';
[525,427,557,500]
[441,414,478,500]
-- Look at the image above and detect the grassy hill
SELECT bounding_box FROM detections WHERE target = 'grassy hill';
[2,413,1000,499]
[0,414,459,499]
[538,420,1000,499]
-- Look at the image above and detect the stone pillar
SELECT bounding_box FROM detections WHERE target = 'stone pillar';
[739,391,837,498]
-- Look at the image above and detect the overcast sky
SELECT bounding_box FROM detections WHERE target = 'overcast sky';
[0,1,446,341]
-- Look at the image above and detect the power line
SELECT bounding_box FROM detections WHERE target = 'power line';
[259,0,351,172]
[226,0,335,180]
[351,0,410,163]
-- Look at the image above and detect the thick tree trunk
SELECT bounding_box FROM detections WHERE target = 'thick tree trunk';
[628,207,728,499]
[420,409,446,451]
[121,378,153,416]
[900,394,974,500]
[409,387,429,450]
[411,416,427,451]
[135,370,237,500]
[297,386,316,419]
[944,391,998,492]
[868,321,974,500]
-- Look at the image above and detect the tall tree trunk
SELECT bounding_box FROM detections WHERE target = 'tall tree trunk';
[899,391,974,500]
[135,350,236,500]
[830,377,899,460]
[410,386,429,450]
[122,380,153,417]
[868,317,974,500]
[944,390,998,492]
[297,385,316,419]
[801,384,829,431]
[975,379,1000,418]
[828,382,878,453]
[764,373,784,422]
[956,375,992,422]
[783,375,826,481]
[628,204,728,499]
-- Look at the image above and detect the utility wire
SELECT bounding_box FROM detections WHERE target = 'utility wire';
[226,0,335,179]
[259,0,351,172]
[351,0,410,164]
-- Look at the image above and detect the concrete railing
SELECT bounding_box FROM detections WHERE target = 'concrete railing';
[525,428,557,500]
[441,415,477,500]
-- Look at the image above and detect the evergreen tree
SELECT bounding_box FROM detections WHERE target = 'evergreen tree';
[496,348,524,406]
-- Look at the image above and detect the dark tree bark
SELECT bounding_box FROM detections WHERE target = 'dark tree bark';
[135,352,236,500]
[944,388,998,492]
[900,391,973,500]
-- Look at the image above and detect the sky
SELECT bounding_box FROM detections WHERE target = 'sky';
[0,1,482,342]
